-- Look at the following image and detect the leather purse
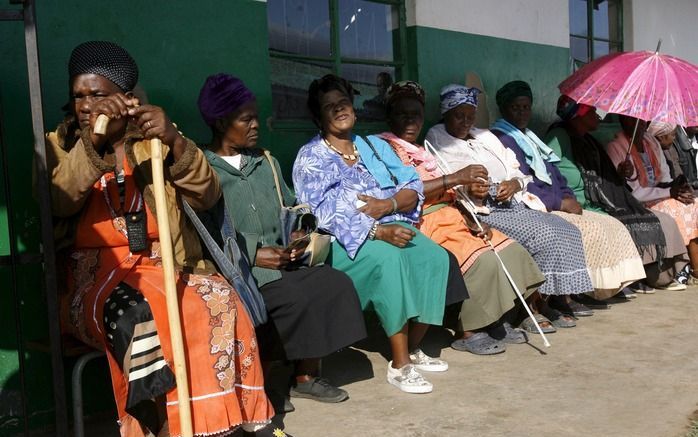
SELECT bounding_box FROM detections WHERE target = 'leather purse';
[264,150,331,267]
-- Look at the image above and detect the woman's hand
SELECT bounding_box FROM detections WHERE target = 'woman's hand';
[560,196,583,215]
[453,165,488,186]
[128,105,187,159]
[88,93,139,149]
[357,194,392,219]
[496,180,520,202]
[469,221,492,241]
[671,185,695,205]
[255,247,294,270]
[467,179,489,200]
[617,158,635,179]
[374,224,415,248]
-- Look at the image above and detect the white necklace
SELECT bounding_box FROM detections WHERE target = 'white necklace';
[323,137,358,161]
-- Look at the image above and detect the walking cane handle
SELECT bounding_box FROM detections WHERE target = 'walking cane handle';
[94,114,110,135]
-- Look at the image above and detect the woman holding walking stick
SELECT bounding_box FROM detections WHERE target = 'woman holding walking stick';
[378,81,550,350]
[47,41,279,437]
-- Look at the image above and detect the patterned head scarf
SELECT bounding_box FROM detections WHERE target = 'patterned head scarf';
[385,80,426,108]
[496,80,532,108]
[648,121,677,138]
[556,95,594,121]
[69,41,138,92]
[439,84,480,114]
[197,73,256,127]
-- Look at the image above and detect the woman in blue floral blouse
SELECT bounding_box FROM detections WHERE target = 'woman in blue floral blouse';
[293,74,467,394]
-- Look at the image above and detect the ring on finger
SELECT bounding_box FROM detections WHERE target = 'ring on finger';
[146,120,152,129]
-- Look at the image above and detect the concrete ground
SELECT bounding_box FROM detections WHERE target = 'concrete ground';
[39,286,698,437]
[279,287,698,437]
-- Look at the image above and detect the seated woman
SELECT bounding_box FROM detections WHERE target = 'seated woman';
[426,84,592,326]
[650,122,682,179]
[544,96,689,290]
[293,74,468,394]
[490,81,646,303]
[377,80,547,352]
[196,73,367,404]
[47,42,276,436]
[607,115,697,288]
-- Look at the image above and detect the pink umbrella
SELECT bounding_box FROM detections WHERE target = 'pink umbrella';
[559,49,698,127]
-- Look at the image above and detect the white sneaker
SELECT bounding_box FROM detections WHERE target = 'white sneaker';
[386,362,433,394]
[409,348,449,372]
[656,280,687,291]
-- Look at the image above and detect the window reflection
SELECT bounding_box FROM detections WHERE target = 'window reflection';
[268,0,331,57]
[342,64,395,121]
[339,0,396,62]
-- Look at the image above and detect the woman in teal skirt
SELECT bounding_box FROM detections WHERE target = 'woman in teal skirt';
[293,74,467,394]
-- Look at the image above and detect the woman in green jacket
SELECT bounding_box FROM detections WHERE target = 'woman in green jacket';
[198,73,367,405]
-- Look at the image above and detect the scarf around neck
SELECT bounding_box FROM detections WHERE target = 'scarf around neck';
[491,118,560,185]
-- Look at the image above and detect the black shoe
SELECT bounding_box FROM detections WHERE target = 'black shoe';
[548,296,594,317]
[289,377,348,403]
[571,294,610,310]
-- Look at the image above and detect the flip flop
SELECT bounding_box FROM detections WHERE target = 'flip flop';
[540,306,577,329]
[488,322,528,344]
[519,314,557,334]
[451,332,506,355]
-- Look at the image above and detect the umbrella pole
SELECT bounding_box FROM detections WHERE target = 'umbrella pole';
[424,141,551,347]
[625,118,641,156]
[94,114,194,436]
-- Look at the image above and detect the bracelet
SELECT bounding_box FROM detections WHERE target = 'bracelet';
[368,222,379,240]
[389,196,398,214]
[442,175,448,191]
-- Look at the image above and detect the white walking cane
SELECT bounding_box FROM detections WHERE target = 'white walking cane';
[424,140,551,347]
[95,114,195,436]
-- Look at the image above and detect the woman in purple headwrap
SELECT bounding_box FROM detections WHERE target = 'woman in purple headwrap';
[198,73,367,408]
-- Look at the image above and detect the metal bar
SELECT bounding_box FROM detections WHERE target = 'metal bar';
[329,0,341,74]
[339,56,402,67]
[396,0,408,81]
[269,50,334,64]
[617,0,624,51]
[72,351,105,437]
[587,0,594,60]
[22,0,69,435]
[0,9,22,20]
[0,76,30,437]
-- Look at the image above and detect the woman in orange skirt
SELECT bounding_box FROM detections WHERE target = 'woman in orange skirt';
[48,41,277,436]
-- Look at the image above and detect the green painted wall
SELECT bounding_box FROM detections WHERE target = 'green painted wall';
[0,1,273,433]
[406,26,571,136]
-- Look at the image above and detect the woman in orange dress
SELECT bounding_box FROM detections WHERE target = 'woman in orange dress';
[377,81,551,354]
[48,41,277,436]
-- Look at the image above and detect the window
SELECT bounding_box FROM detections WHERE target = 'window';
[267,0,406,124]
[569,0,623,67]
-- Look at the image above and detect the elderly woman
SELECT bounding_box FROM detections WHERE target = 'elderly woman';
[544,96,689,291]
[426,84,592,326]
[197,73,366,404]
[293,74,468,394]
[376,80,547,351]
[490,81,646,303]
[607,115,698,287]
[47,42,277,436]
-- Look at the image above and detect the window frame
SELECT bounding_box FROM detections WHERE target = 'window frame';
[268,0,408,130]
[569,0,623,65]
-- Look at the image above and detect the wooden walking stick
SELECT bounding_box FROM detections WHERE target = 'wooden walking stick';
[95,114,194,436]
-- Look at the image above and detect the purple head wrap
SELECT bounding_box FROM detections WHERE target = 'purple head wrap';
[198,73,255,126]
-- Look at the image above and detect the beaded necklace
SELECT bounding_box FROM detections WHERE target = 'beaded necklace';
[322,137,358,161]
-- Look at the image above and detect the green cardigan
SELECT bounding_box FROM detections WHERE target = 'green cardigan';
[204,148,295,287]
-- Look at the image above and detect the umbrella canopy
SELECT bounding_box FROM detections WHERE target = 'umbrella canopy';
[559,50,698,127]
